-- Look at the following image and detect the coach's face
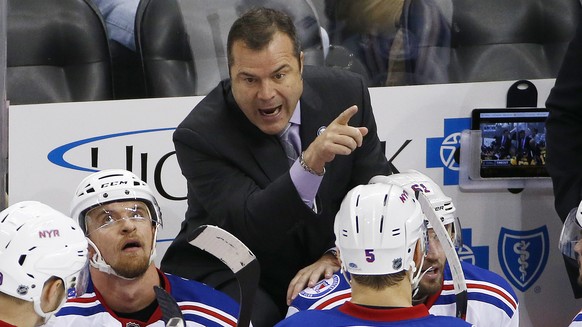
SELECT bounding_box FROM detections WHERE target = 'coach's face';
[230,31,304,135]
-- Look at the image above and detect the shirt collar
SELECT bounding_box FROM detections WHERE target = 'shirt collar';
[290,102,301,125]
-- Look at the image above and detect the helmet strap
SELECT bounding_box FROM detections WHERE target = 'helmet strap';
[341,264,351,285]
[32,289,67,324]
[33,296,50,323]
[410,252,431,297]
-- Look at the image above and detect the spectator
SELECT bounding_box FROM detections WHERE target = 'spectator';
[276,181,472,326]
[92,0,139,51]
[327,0,404,86]
[287,170,519,327]
[516,130,532,159]
[324,0,451,86]
[160,7,391,325]
[0,201,88,327]
[47,169,242,326]
[496,129,513,159]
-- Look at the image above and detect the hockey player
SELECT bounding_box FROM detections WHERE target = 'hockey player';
[0,201,88,327]
[46,169,242,326]
[559,200,582,326]
[286,170,519,327]
[276,181,473,326]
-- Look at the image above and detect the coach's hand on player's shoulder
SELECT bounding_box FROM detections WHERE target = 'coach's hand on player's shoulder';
[286,252,341,305]
[302,105,368,174]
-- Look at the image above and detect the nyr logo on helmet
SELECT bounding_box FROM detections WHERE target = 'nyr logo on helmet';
[426,118,471,185]
[399,190,411,203]
[498,226,549,292]
[38,229,60,238]
[299,274,341,299]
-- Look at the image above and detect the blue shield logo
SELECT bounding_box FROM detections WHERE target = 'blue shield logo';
[498,226,549,292]
[426,118,470,185]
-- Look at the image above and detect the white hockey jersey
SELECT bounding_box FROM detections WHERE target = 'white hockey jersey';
[287,261,519,327]
[570,311,582,326]
[45,270,239,327]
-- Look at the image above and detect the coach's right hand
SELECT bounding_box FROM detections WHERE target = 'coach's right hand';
[301,105,367,174]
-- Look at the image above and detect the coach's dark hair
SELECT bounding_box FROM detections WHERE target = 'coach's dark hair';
[227,7,302,70]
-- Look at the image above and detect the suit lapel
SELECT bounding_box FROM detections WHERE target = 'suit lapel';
[248,134,289,181]
[226,89,289,182]
[299,82,326,150]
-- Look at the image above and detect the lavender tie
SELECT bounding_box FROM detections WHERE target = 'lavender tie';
[279,123,300,166]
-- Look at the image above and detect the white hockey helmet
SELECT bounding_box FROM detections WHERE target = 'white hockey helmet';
[559,201,582,263]
[70,169,162,279]
[0,201,89,320]
[369,170,461,247]
[70,169,162,234]
[334,182,426,276]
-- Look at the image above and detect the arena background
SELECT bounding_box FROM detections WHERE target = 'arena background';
[7,78,578,326]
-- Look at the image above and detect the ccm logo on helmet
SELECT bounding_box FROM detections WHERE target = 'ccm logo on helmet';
[38,229,60,238]
[101,181,128,189]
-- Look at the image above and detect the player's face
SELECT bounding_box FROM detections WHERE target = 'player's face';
[414,224,454,301]
[85,200,155,279]
[230,31,304,136]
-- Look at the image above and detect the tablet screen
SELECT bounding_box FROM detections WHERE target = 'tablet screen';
[471,108,549,178]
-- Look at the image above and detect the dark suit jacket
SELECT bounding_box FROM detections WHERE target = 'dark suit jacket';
[495,134,513,157]
[517,135,532,156]
[161,65,391,309]
[546,9,582,298]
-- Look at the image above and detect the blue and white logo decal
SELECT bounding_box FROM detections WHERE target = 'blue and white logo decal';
[299,274,341,299]
[457,228,489,269]
[498,226,549,292]
[426,118,470,185]
[47,128,175,172]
